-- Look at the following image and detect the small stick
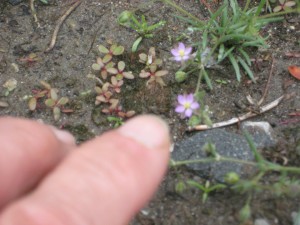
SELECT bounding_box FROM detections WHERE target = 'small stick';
[257,57,275,106]
[45,1,82,52]
[30,0,41,27]
[188,95,284,131]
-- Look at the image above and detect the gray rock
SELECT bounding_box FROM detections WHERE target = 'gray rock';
[172,129,255,182]
[241,121,278,149]
[8,0,24,6]
[254,218,270,225]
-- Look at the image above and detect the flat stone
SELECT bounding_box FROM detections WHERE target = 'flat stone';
[8,0,24,6]
[172,129,255,182]
[241,121,278,149]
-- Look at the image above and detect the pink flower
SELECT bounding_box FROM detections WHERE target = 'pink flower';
[175,94,200,118]
[171,43,192,62]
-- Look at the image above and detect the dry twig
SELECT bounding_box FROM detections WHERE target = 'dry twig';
[257,57,275,106]
[189,95,284,131]
[45,1,82,52]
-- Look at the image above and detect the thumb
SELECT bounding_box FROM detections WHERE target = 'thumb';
[0,115,170,225]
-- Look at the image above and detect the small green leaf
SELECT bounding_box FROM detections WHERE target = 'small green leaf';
[123,72,134,79]
[45,98,56,107]
[53,107,61,121]
[50,88,58,101]
[239,203,251,223]
[175,181,186,194]
[103,54,112,63]
[118,61,125,71]
[107,67,118,74]
[112,46,124,55]
[155,70,168,77]
[57,97,69,105]
[117,10,133,25]
[131,37,143,52]
[98,45,109,54]
[92,63,101,71]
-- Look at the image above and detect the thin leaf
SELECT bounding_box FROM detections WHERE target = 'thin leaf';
[238,56,255,81]
[218,46,235,63]
[203,69,212,90]
[237,48,251,65]
[132,37,143,52]
[228,52,241,82]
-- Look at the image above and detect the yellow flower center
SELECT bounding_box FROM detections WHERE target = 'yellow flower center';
[184,102,191,109]
[178,49,185,57]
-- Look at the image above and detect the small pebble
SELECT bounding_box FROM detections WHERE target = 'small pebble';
[254,218,270,225]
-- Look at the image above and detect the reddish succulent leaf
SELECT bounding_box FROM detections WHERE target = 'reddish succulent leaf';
[288,65,300,80]
[28,98,37,110]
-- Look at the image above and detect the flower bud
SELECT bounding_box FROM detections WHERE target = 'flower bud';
[118,11,133,24]
[175,71,187,82]
[224,172,240,184]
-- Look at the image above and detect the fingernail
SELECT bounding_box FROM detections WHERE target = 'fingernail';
[50,127,76,145]
[118,115,170,150]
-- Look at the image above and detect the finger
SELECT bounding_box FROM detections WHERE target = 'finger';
[0,117,75,209]
[0,115,170,225]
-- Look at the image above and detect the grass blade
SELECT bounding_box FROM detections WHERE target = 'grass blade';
[238,56,255,81]
[238,47,251,66]
[228,52,241,82]
[203,69,213,90]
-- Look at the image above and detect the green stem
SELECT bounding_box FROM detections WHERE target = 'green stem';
[258,8,299,19]
[243,0,251,12]
[170,156,257,167]
[161,0,204,25]
[195,68,204,94]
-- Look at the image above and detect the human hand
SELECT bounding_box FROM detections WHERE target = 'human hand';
[0,115,170,225]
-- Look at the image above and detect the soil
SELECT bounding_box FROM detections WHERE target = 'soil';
[0,0,300,224]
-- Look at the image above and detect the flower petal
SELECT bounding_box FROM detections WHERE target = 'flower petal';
[178,42,185,51]
[177,95,186,105]
[186,94,194,103]
[191,102,200,109]
[174,56,183,61]
[182,55,190,61]
[171,49,180,57]
[185,109,193,117]
[175,105,185,113]
[185,47,192,55]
